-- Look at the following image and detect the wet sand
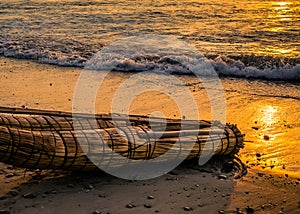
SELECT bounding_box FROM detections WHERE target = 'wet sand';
[0,57,299,213]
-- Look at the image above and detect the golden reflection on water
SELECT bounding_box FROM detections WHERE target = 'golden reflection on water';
[259,105,278,127]
[269,1,294,21]
[257,105,283,146]
[263,1,297,55]
[245,105,282,173]
[275,1,293,7]
[265,47,293,55]
[252,104,299,176]
[273,1,293,13]
[278,49,292,54]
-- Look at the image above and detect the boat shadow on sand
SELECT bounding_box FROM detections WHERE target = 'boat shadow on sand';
[0,156,248,214]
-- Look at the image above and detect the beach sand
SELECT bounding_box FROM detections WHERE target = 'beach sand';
[0,57,299,213]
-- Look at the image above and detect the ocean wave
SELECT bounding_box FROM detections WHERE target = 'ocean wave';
[210,55,300,81]
[0,38,299,81]
[0,37,100,67]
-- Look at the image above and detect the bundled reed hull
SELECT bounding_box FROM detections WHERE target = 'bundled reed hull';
[0,107,244,172]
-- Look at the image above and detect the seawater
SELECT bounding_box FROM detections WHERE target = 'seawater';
[0,0,299,80]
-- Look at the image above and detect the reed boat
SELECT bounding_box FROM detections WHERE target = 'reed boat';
[0,107,244,172]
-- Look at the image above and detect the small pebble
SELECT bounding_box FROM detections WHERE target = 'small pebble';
[85,184,94,190]
[92,210,101,214]
[8,190,18,197]
[183,206,192,211]
[44,190,56,195]
[147,195,154,199]
[218,175,227,180]
[144,204,152,208]
[67,184,74,188]
[126,203,135,209]
[263,135,270,140]
[5,173,14,178]
[22,193,36,199]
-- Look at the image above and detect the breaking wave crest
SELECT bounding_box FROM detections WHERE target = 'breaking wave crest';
[0,37,299,81]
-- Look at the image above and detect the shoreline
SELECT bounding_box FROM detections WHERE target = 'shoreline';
[0,56,299,213]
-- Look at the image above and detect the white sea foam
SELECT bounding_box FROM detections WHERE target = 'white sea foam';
[1,39,299,81]
[211,56,300,80]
